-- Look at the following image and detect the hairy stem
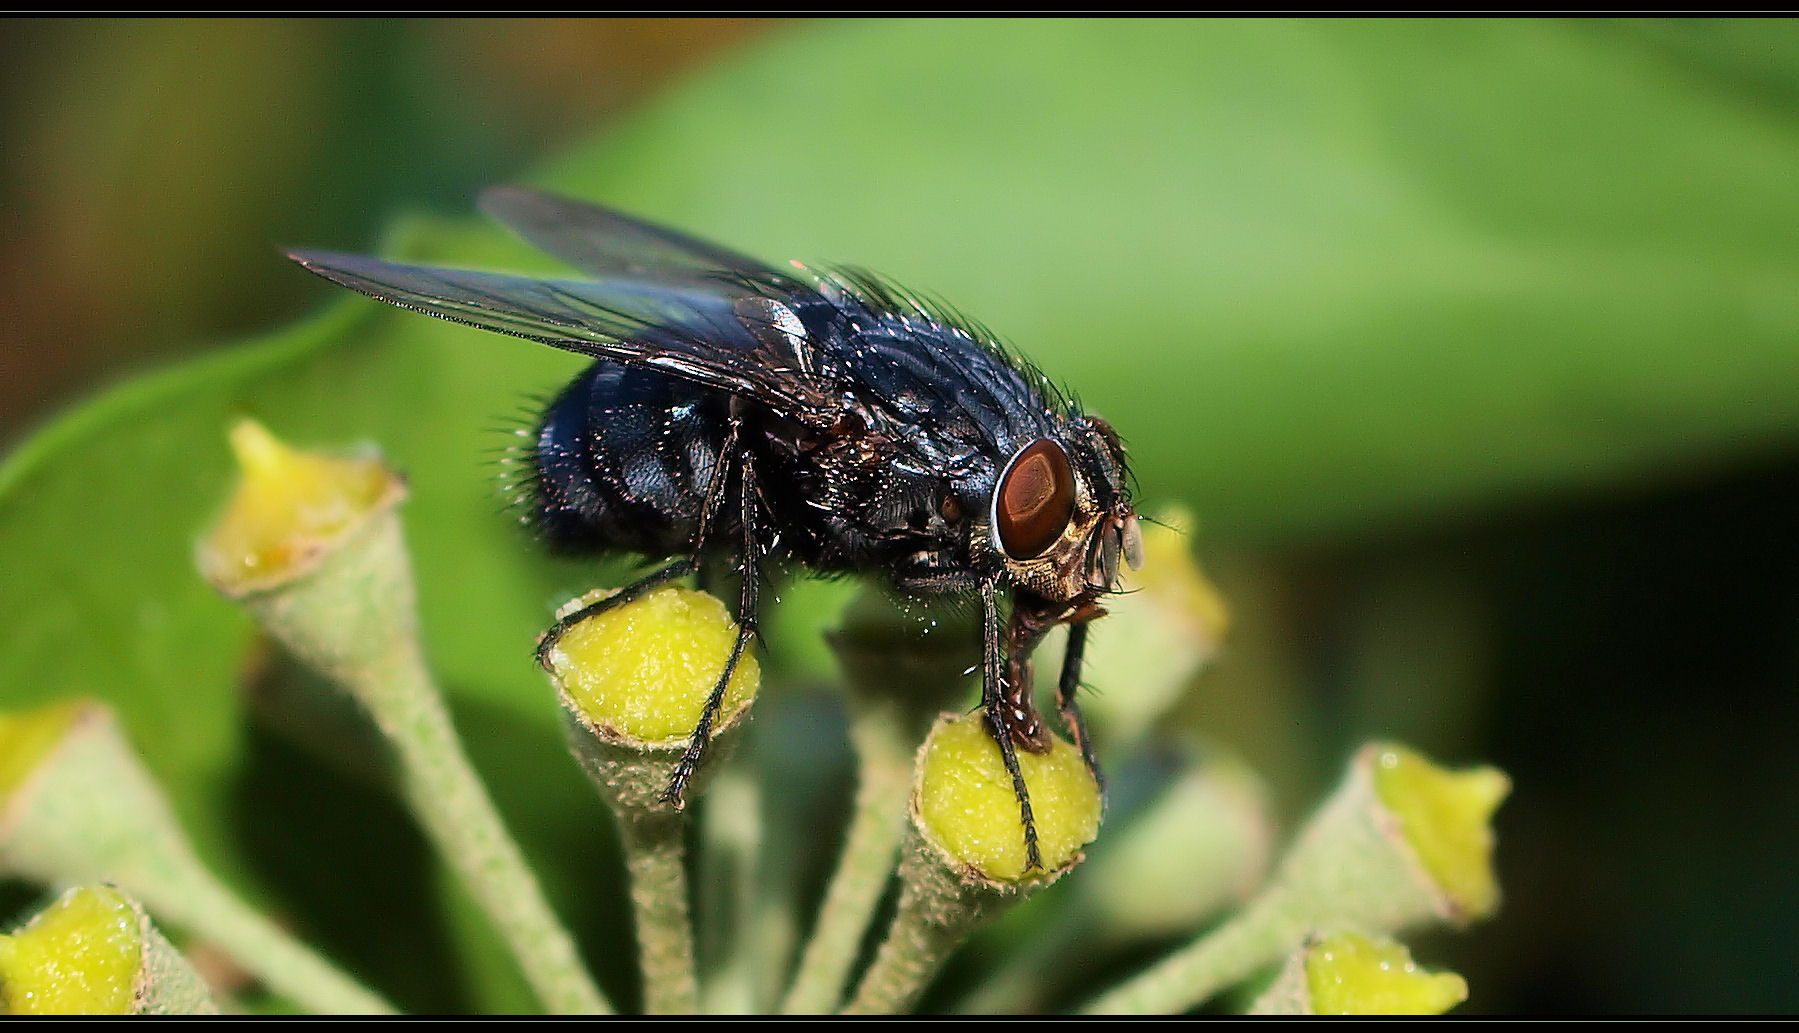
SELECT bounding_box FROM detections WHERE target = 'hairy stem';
[372,641,609,1014]
[780,694,914,1013]
[619,813,700,1014]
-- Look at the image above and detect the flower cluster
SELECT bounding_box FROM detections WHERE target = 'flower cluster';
[0,421,1506,1014]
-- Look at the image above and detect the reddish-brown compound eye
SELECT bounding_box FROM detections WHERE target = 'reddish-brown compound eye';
[994,439,1076,559]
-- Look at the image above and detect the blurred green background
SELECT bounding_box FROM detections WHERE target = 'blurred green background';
[2,18,1797,1014]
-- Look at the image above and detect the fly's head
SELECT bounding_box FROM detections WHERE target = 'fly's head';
[979,414,1142,607]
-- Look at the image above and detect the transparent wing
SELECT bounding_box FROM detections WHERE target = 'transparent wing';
[288,249,823,411]
[478,186,773,285]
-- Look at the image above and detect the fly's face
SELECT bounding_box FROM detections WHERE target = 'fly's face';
[983,418,1143,606]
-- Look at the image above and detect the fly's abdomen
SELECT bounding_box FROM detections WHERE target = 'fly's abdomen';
[531,360,729,556]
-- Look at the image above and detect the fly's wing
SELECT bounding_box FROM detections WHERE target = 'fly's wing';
[287,249,829,413]
[479,186,772,286]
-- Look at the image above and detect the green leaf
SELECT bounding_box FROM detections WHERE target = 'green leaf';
[3,18,1796,1010]
[528,18,1799,539]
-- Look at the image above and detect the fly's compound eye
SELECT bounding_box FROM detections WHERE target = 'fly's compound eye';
[993,438,1077,560]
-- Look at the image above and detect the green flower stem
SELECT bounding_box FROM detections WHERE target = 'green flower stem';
[348,601,609,1015]
[1080,874,1315,1014]
[545,586,762,1016]
[843,714,1097,1015]
[839,826,999,1015]
[780,693,914,1014]
[952,905,1087,1014]
[841,819,1073,1016]
[558,705,708,1018]
[126,894,220,1015]
[0,704,392,1014]
[1080,743,1506,1014]
[696,769,775,1013]
[206,452,608,1017]
[617,812,699,1015]
[786,590,991,1015]
[144,859,381,1013]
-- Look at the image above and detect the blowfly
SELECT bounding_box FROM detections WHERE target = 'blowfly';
[290,188,1143,870]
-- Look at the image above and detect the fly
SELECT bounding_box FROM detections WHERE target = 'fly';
[289,188,1144,871]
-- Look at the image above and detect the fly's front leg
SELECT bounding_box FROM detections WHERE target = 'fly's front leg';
[1056,620,1105,802]
[1003,596,1059,755]
[663,446,761,809]
[981,577,1043,873]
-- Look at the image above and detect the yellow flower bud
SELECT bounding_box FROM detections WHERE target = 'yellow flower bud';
[0,885,142,1015]
[913,714,1102,883]
[547,587,759,748]
[0,700,82,805]
[1304,930,1468,1015]
[1372,744,1509,922]
[198,418,402,593]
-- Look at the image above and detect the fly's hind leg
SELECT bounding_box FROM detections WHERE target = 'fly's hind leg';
[662,448,762,810]
[533,557,700,671]
[537,420,763,812]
